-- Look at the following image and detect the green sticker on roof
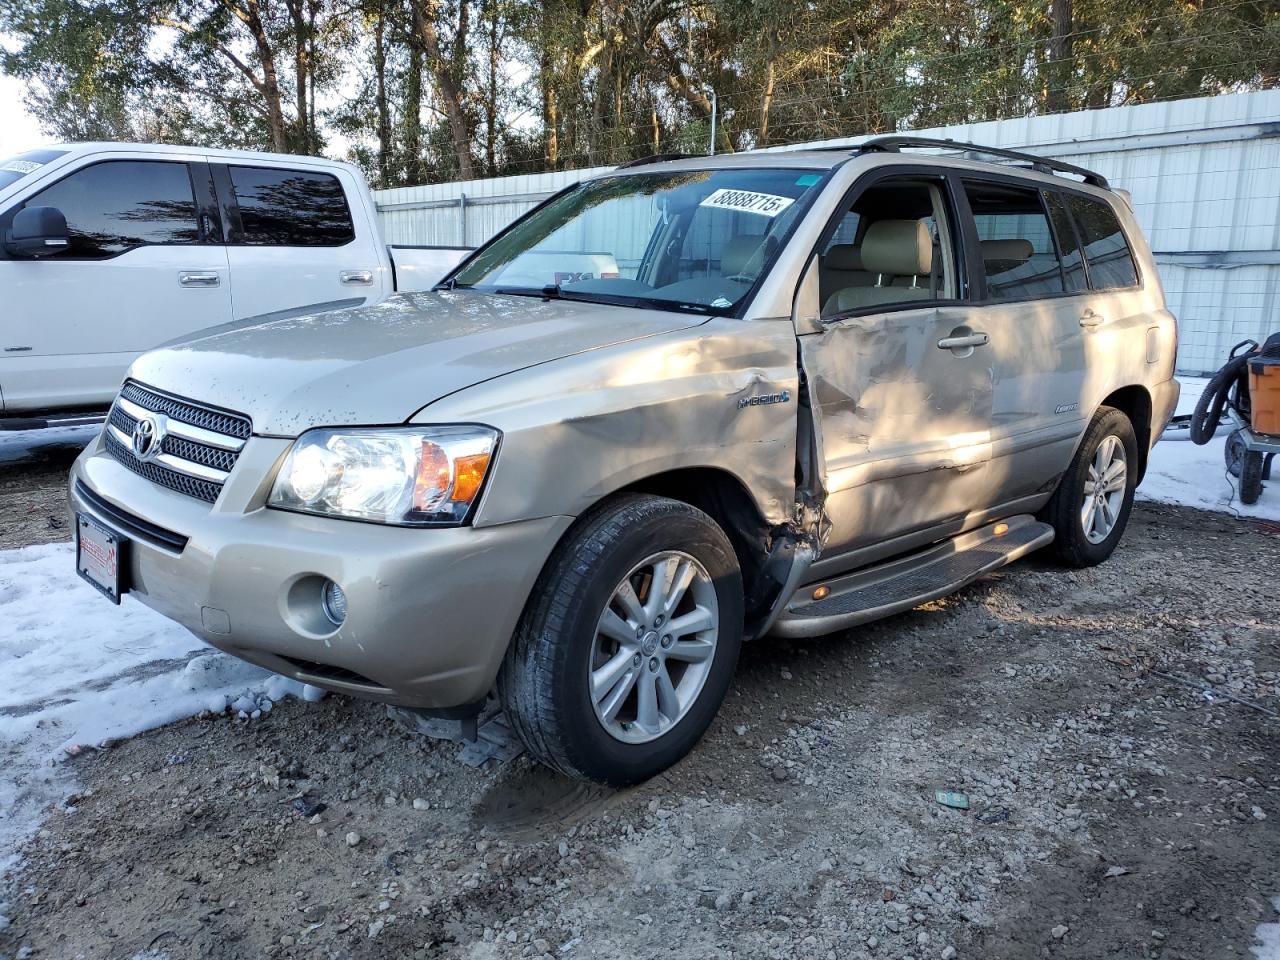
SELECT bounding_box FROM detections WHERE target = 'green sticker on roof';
[795,174,821,186]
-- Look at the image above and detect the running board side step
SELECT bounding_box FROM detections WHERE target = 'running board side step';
[770,515,1054,638]
[0,409,108,431]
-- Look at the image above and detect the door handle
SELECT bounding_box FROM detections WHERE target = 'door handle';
[179,271,221,288]
[937,332,989,350]
[340,270,374,286]
[1080,309,1105,328]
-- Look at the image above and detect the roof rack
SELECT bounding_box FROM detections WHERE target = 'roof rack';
[614,153,702,169]
[853,136,1110,190]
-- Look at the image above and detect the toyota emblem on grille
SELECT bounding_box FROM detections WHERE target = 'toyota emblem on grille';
[131,413,167,462]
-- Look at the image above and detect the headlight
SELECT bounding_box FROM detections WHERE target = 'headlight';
[268,425,499,526]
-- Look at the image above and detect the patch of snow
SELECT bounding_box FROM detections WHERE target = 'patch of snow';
[1139,377,1279,522]
[0,541,323,876]
[1254,897,1280,960]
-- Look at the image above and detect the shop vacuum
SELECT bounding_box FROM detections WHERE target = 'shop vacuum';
[1186,332,1280,505]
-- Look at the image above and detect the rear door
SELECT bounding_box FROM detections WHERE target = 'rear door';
[951,176,1088,509]
[214,162,384,320]
[798,170,994,563]
[0,156,231,411]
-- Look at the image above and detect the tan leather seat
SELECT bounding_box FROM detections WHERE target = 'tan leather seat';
[823,220,934,314]
[819,244,874,304]
[720,235,768,279]
[980,238,1034,274]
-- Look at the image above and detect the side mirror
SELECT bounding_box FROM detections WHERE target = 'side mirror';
[5,206,70,258]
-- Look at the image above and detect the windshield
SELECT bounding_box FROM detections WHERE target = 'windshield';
[449,168,826,314]
[0,149,68,191]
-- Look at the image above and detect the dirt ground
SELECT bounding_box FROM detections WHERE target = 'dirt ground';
[1,455,1278,960]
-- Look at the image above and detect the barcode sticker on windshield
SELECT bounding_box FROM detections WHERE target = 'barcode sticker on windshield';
[1,161,41,174]
[699,188,794,218]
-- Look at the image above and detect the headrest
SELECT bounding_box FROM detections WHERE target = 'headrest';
[981,238,1034,265]
[860,220,932,277]
[721,235,766,277]
[824,244,863,271]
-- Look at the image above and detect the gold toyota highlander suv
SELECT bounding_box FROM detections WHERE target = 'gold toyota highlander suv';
[70,138,1179,784]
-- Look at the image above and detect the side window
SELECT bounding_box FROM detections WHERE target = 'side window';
[1064,194,1139,290]
[819,179,956,318]
[1042,191,1088,292]
[961,180,1065,300]
[25,160,199,259]
[229,166,355,246]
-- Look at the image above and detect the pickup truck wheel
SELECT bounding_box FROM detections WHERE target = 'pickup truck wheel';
[499,494,743,785]
[1041,406,1139,568]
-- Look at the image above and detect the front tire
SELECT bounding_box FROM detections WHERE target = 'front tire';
[1042,406,1139,568]
[500,494,743,785]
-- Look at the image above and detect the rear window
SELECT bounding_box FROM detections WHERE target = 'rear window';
[962,180,1066,301]
[229,166,355,246]
[1064,194,1139,290]
[1043,191,1088,292]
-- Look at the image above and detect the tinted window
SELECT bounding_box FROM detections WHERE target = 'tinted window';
[26,160,199,258]
[0,149,68,191]
[962,180,1065,300]
[1065,194,1138,290]
[1043,191,1088,292]
[229,166,355,246]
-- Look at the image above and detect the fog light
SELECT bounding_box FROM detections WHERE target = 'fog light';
[321,580,347,626]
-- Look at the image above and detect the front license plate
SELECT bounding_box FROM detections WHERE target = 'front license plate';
[76,513,128,604]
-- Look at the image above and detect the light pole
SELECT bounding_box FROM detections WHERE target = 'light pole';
[705,85,718,156]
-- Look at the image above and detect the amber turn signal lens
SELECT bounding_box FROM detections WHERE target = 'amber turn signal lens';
[451,452,492,504]
[812,585,830,600]
[993,522,1009,537]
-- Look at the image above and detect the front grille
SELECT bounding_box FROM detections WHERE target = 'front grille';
[120,381,251,440]
[104,380,252,504]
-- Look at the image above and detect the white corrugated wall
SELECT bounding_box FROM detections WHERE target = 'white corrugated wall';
[374,89,1280,374]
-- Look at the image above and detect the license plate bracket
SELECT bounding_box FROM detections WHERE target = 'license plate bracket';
[76,513,128,604]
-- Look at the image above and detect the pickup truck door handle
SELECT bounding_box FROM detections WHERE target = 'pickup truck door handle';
[179,271,221,288]
[1079,308,1105,328]
[937,332,989,350]
[340,270,374,286]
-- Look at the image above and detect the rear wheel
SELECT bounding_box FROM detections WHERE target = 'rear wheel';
[500,494,743,785]
[1041,406,1139,568]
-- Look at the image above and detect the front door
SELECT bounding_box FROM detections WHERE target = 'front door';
[0,157,231,411]
[798,174,994,562]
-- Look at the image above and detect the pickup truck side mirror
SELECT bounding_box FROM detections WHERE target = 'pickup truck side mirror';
[5,206,70,258]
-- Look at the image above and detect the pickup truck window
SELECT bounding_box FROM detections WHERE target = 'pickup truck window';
[24,159,199,259]
[449,168,822,313]
[0,149,68,190]
[228,166,355,246]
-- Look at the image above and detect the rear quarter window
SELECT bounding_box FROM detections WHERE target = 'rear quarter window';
[229,166,355,246]
[1064,194,1139,290]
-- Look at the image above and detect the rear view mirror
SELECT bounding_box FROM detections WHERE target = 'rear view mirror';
[5,206,69,258]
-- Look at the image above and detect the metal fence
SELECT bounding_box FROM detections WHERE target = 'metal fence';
[375,89,1280,375]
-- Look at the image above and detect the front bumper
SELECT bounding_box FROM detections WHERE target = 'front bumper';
[69,432,573,709]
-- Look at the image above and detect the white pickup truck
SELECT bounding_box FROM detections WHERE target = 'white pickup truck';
[0,143,468,426]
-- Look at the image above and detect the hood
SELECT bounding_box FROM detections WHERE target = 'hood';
[128,291,706,436]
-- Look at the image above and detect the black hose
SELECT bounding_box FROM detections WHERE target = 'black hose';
[1190,351,1252,445]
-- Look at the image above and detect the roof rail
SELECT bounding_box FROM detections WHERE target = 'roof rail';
[615,153,702,169]
[855,135,1110,190]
